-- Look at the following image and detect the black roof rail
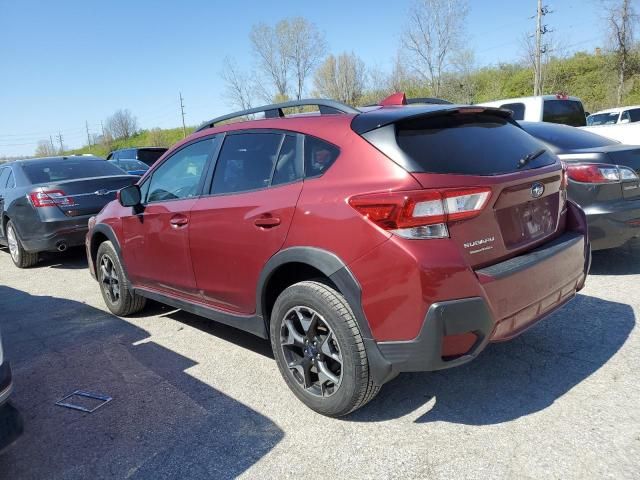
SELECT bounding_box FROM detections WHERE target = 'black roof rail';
[195,98,360,132]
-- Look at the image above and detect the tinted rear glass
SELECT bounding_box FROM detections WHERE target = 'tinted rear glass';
[394,113,556,175]
[521,122,618,149]
[137,149,166,165]
[500,102,525,120]
[542,100,586,127]
[22,160,125,183]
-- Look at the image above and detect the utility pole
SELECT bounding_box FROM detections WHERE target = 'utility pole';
[533,0,552,96]
[85,121,92,150]
[101,121,106,139]
[56,132,64,154]
[49,135,55,153]
[179,92,187,139]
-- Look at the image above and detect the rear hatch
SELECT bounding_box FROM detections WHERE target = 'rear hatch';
[356,108,566,268]
[23,158,138,216]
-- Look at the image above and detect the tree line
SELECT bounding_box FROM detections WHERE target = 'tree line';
[221,0,640,112]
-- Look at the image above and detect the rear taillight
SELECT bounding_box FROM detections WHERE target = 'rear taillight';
[566,163,639,183]
[28,190,75,207]
[349,188,491,239]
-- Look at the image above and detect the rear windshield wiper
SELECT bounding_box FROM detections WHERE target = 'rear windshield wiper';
[517,148,546,169]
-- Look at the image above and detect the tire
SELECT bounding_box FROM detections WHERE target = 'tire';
[270,280,380,417]
[96,241,146,316]
[6,221,38,268]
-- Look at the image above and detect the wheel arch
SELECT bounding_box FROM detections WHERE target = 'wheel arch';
[90,224,130,281]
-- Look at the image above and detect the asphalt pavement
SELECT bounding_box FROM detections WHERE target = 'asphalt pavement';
[0,241,638,479]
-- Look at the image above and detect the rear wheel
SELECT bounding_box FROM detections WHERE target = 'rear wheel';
[6,221,38,268]
[96,241,146,316]
[270,281,380,417]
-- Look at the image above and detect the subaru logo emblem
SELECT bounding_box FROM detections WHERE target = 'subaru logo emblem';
[531,182,544,198]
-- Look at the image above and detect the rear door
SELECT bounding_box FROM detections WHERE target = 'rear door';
[0,167,10,239]
[120,137,218,297]
[189,131,303,314]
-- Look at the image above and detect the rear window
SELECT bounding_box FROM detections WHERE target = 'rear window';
[137,149,166,166]
[22,160,125,183]
[394,113,557,175]
[542,100,586,127]
[521,122,618,149]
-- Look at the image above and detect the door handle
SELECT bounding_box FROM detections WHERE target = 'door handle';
[170,214,189,228]
[254,216,281,228]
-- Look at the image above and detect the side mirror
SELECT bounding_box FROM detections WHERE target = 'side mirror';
[118,184,141,207]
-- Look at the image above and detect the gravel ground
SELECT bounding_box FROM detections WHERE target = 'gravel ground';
[0,241,638,479]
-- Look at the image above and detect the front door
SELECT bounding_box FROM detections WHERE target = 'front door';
[189,132,303,314]
[121,137,218,297]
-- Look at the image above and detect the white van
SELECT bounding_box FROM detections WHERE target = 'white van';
[478,94,587,127]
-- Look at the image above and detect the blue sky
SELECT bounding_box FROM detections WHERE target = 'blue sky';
[0,0,604,156]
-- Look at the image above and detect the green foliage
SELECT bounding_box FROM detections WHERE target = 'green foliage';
[64,127,193,158]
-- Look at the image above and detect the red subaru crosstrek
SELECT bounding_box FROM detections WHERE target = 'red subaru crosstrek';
[86,94,590,416]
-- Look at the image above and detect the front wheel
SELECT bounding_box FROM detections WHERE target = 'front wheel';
[96,241,146,316]
[270,281,380,417]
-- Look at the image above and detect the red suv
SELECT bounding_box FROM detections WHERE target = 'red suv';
[86,95,590,416]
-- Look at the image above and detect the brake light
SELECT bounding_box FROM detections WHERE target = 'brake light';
[566,163,639,183]
[349,188,491,239]
[28,190,75,207]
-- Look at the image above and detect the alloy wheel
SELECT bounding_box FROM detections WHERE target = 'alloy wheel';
[99,255,121,303]
[6,225,19,263]
[280,306,343,397]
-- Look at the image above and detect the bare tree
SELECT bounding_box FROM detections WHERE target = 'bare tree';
[285,17,327,100]
[34,140,57,157]
[105,109,138,140]
[250,17,326,101]
[604,0,638,105]
[221,57,256,111]
[314,52,367,105]
[450,49,478,103]
[403,0,469,97]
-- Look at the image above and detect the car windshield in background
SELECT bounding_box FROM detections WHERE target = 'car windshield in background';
[394,113,557,175]
[119,160,149,171]
[22,159,126,183]
[520,122,619,149]
[137,149,166,165]
[542,100,586,127]
[587,112,619,126]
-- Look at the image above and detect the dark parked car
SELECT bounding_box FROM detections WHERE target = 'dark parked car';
[0,156,138,268]
[520,121,640,250]
[0,328,11,407]
[86,97,590,416]
[106,147,167,167]
[107,158,149,176]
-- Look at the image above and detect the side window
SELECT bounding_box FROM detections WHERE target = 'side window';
[621,111,631,123]
[5,171,15,188]
[304,136,340,178]
[146,139,216,203]
[500,102,526,120]
[211,133,284,194]
[627,108,640,122]
[0,168,9,189]
[272,135,302,186]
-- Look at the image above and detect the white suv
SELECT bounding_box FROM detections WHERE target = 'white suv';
[587,106,640,126]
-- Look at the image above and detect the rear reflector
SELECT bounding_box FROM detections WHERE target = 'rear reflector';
[349,188,491,239]
[28,190,75,207]
[566,163,639,183]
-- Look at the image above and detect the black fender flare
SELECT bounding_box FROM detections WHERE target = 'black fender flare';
[89,223,131,282]
[256,247,395,384]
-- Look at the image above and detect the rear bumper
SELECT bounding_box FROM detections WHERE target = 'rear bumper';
[375,229,589,374]
[21,218,91,253]
[0,362,13,406]
[584,199,640,250]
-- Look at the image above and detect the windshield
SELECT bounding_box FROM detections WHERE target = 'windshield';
[119,159,149,171]
[587,112,619,126]
[521,122,619,150]
[23,159,126,183]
